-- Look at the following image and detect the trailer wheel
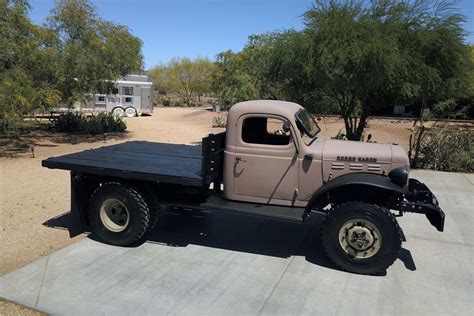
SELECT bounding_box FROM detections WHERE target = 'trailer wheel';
[321,202,402,275]
[112,107,125,117]
[89,182,150,246]
[124,107,137,118]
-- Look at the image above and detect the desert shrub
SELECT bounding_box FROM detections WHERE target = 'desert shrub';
[162,98,171,106]
[212,115,226,128]
[53,112,87,133]
[419,127,473,172]
[96,113,126,133]
[53,112,126,135]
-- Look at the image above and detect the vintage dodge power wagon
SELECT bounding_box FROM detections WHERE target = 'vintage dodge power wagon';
[42,100,445,274]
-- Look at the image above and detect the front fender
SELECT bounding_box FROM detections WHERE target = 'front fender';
[306,172,405,212]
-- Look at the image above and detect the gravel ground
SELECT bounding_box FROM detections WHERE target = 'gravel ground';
[0,299,45,316]
[0,106,416,276]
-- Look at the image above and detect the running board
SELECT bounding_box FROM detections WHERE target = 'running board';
[161,196,305,222]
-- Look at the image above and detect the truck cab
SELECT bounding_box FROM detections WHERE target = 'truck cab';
[223,100,409,208]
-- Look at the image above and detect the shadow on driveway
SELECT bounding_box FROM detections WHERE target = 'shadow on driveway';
[44,208,416,275]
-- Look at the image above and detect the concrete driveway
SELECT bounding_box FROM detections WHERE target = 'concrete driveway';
[1,170,473,315]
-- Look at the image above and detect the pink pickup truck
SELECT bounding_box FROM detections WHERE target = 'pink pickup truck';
[43,100,444,274]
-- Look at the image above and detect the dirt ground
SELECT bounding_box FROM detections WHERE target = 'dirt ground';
[0,106,416,276]
[0,299,45,316]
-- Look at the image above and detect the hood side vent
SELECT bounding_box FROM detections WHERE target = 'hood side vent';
[349,163,363,171]
[367,164,381,172]
[331,162,345,170]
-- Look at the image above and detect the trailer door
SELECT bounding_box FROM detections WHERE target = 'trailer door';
[141,87,152,112]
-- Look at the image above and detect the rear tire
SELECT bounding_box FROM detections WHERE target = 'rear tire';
[89,182,150,246]
[135,184,161,232]
[321,201,402,275]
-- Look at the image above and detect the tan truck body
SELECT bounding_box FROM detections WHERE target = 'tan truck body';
[43,99,444,274]
[224,100,409,207]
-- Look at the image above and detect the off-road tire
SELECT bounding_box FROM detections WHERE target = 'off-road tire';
[89,182,150,246]
[321,201,402,275]
[135,184,161,232]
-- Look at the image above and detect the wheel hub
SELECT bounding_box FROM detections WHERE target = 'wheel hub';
[338,219,382,259]
[100,198,130,233]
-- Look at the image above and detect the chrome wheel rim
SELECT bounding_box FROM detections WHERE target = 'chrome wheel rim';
[338,219,382,259]
[112,108,124,117]
[99,198,130,232]
[124,107,136,117]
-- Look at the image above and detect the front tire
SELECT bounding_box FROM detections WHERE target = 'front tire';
[321,202,402,275]
[89,182,150,246]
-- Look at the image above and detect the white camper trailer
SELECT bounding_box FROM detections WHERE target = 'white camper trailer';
[79,75,154,117]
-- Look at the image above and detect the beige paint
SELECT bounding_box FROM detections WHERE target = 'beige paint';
[223,100,410,208]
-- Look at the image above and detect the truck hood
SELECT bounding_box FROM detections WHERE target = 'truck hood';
[307,139,409,165]
[307,139,409,181]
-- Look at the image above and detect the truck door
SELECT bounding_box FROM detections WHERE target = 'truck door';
[232,115,298,204]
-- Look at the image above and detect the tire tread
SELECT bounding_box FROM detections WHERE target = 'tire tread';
[89,182,150,245]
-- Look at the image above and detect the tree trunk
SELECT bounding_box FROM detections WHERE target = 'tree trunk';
[344,109,368,141]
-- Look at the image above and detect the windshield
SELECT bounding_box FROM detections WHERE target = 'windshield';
[295,109,321,142]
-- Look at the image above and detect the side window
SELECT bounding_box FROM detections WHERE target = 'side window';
[241,117,290,146]
[95,94,106,104]
[122,86,133,96]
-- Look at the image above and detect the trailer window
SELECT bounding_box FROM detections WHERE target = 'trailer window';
[122,86,133,96]
[95,94,106,104]
[123,96,133,104]
[242,117,290,146]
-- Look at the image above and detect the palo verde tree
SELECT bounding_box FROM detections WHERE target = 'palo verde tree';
[211,50,260,109]
[47,0,143,107]
[304,0,470,140]
[149,57,214,106]
[0,0,61,134]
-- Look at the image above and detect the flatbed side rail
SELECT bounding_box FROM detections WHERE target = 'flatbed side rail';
[201,132,226,186]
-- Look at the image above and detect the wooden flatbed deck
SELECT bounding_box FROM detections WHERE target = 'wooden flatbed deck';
[42,141,205,186]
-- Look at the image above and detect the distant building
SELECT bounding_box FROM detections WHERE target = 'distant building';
[393,105,406,115]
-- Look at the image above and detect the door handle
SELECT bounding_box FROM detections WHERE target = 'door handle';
[236,157,247,162]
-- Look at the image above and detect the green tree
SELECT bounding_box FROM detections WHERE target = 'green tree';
[0,0,60,134]
[211,50,260,109]
[212,0,471,140]
[304,0,470,140]
[47,0,143,107]
[148,57,214,106]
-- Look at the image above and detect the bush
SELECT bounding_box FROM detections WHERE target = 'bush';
[162,98,171,106]
[53,112,87,133]
[53,112,126,135]
[212,115,226,128]
[419,127,473,172]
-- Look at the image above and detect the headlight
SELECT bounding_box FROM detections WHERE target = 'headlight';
[388,166,408,186]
